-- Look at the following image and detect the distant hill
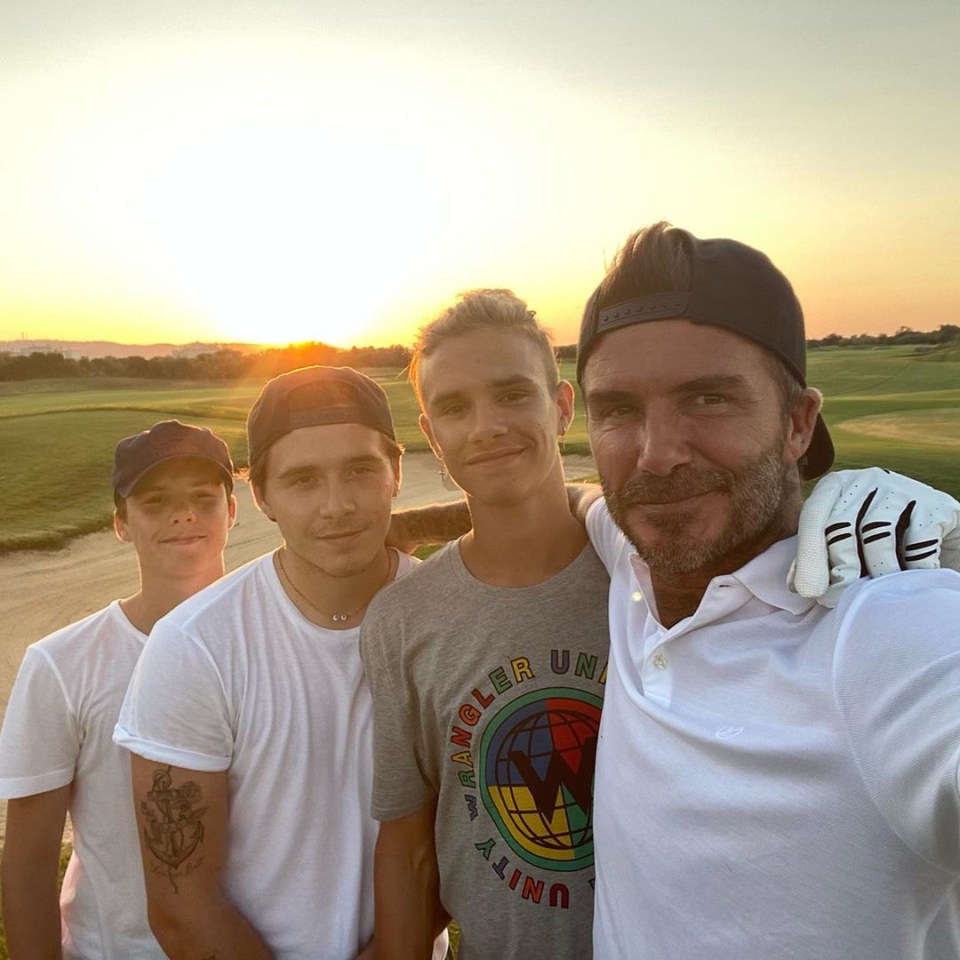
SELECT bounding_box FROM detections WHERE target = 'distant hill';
[0,339,264,359]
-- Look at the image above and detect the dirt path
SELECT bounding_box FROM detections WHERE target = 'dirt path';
[0,453,596,845]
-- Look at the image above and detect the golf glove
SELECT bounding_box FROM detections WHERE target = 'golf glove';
[790,467,960,607]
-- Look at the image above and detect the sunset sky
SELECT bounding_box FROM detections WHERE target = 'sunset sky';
[1,0,957,348]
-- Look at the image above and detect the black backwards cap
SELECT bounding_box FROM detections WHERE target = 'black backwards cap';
[577,232,834,480]
[246,365,396,467]
[113,420,235,498]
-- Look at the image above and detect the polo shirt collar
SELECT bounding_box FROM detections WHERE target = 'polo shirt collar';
[629,535,817,618]
[724,536,816,615]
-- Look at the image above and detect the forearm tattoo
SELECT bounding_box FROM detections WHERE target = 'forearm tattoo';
[395,502,472,545]
[140,766,208,892]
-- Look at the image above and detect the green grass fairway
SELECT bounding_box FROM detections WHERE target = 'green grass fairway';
[813,346,960,494]
[1,347,958,553]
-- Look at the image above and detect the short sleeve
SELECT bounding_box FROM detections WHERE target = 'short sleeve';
[360,605,435,821]
[832,570,960,871]
[114,619,233,772]
[585,497,626,574]
[0,647,78,797]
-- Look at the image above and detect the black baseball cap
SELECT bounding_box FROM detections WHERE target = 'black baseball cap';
[577,232,834,480]
[246,365,397,467]
[113,420,235,498]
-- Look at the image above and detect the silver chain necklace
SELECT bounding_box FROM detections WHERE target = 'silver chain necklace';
[276,549,392,624]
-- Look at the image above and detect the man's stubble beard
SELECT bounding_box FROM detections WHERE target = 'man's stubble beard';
[602,447,793,576]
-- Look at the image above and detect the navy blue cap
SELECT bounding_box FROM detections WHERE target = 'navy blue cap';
[113,420,235,497]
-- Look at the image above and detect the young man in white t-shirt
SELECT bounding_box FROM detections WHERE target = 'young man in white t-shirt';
[114,366,448,960]
[0,419,237,960]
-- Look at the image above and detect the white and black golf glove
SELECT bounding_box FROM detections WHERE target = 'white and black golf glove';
[790,467,960,607]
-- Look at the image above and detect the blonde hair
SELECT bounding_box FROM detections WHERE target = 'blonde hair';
[408,289,559,405]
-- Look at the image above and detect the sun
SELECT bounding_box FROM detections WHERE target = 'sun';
[87,109,463,347]
[5,31,643,349]
[59,34,497,348]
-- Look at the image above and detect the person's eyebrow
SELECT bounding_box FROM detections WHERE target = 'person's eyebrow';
[274,465,312,481]
[429,375,538,410]
[675,374,752,393]
[275,454,384,480]
[585,374,752,406]
[342,455,387,468]
[583,388,634,407]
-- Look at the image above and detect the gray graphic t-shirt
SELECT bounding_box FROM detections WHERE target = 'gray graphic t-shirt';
[362,541,610,959]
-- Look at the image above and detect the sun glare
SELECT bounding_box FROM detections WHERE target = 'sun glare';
[13,32,545,348]
[85,102,453,343]
[2,25,802,348]
[1,9,958,348]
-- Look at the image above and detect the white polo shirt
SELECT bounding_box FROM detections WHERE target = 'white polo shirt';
[586,499,960,960]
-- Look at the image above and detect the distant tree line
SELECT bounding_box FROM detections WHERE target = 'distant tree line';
[556,324,960,359]
[2,324,958,382]
[808,324,960,348]
[0,342,412,382]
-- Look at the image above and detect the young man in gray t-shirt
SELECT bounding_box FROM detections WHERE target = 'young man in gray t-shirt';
[362,290,609,959]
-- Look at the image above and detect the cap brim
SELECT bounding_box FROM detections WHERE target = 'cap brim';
[116,455,235,498]
[801,414,835,481]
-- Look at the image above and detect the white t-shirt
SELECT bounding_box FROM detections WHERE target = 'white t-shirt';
[586,499,960,960]
[0,601,165,960]
[115,551,419,960]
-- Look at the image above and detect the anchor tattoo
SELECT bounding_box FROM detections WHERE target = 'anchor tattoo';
[140,766,208,892]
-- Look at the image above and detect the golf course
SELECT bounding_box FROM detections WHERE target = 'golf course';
[0,344,957,956]
[2,345,959,555]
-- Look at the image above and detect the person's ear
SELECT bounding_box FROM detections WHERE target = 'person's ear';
[114,510,131,543]
[252,483,276,522]
[784,388,822,464]
[391,455,402,500]
[556,380,575,435]
[419,413,442,461]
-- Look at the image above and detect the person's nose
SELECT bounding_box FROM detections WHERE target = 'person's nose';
[467,400,508,444]
[315,477,357,518]
[632,409,693,477]
[169,496,197,523]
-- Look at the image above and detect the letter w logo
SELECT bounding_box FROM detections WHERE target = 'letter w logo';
[508,736,596,820]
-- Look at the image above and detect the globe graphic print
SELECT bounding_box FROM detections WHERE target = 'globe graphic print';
[480,688,602,872]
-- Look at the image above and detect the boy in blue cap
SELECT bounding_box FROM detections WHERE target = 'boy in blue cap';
[0,420,236,959]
